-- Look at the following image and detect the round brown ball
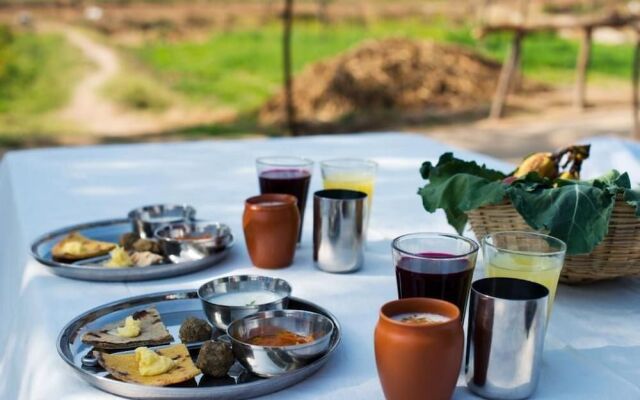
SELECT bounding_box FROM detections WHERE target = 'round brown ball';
[196,340,235,377]
[179,317,212,343]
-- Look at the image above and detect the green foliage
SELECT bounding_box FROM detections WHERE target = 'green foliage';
[103,73,172,111]
[0,26,81,115]
[418,153,507,234]
[418,154,639,255]
[508,179,615,255]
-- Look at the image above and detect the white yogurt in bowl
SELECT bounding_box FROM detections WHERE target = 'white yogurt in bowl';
[209,290,284,307]
[197,275,292,330]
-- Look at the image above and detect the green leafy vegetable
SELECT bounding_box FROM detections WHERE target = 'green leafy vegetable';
[418,153,507,233]
[624,189,640,217]
[418,154,640,255]
[508,181,615,255]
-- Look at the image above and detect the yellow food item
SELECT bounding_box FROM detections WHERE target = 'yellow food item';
[513,152,558,179]
[116,316,141,338]
[558,171,579,180]
[135,347,176,376]
[95,344,201,386]
[105,246,133,268]
[52,232,116,261]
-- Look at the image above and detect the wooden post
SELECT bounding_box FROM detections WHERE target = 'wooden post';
[317,0,330,25]
[282,0,298,136]
[574,27,593,110]
[633,32,640,139]
[490,31,524,119]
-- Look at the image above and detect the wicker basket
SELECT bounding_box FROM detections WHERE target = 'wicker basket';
[467,198,640,284]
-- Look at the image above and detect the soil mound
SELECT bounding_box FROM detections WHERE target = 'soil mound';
[259,38,507,132]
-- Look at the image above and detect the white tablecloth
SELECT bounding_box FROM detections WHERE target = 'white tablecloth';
[0,133,638,400]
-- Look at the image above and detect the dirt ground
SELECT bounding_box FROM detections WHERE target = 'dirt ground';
[416,84,635,162]
[0,83,633,162]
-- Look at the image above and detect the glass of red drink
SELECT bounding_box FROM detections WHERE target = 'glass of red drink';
[256,156,314,242]
[391,233,479,319]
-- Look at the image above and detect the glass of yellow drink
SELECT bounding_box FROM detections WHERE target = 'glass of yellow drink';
[320,159,377,231]
[482,231,566,318]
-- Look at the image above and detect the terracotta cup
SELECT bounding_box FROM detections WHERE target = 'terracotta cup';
[374,298,463,400]
[243,194,300,269]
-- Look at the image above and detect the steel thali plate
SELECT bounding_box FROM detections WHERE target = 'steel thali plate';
[31,219,233,282]
[57,290,341,400]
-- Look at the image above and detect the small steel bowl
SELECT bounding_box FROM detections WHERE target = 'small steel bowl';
[227,309,335,377]
[198,275,291,330]
[128,204,196,238]
[154,221,233,263]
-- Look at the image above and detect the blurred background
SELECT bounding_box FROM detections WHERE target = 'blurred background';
[0,0,637,160]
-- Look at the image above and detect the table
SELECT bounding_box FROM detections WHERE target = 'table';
[0,133,638,399]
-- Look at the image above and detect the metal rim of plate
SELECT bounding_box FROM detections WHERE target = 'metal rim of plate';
[30,219,234,282]
[57,290,342,400]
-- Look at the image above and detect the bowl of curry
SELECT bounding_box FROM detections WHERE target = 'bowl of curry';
[227,309,334,377]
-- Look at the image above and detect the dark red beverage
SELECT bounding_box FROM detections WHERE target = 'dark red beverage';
[259,169,311,241]
[396,252,474,318]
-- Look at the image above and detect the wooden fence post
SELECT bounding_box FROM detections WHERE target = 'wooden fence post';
[490,31,524,119]
[283,0,298,136]
[633,31,640,139]
[574,27,593,110]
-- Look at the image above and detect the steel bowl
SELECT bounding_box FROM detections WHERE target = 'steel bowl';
[198,275,291,330]
[154,221,233,263]
[128,204,196,238]
[227,310,335,377]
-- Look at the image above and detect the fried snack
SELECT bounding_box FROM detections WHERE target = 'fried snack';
[82,308,173,350]
[196,340,234,378]
[95,344,201,386]
[119,232,139,250]
[130,251,164,267]
[132,238,162,254]
[52,232,116,261]
[179,317,212,343]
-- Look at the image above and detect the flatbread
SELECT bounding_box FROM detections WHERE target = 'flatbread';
[52,232,116,261]
[82,308,174,350]
[95,344,201,386]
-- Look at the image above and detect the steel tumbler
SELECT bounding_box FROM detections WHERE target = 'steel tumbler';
[465,277,549,400]
[313,189,366,273]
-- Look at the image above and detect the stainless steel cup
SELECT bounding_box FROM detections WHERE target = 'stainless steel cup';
[465,277,549,400]
[313,189,366,273]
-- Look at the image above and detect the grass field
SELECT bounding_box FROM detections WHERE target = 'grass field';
[0,26,85,141]
[129,18,635,113]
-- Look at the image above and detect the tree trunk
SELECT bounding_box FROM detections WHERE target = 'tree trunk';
[490,32,523,119]
[283,0,297,136]
[574,27,593,110]
[633,33,640,139]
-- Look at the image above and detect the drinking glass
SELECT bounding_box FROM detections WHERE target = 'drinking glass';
[391,232,479,319]
[482,231,566,317]
[320,159,377,231]
[466,277,549,399]
[256,157,313,242]
[313,189,367,273]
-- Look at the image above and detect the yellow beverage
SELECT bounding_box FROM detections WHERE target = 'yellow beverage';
[486,253,562,316]
[323,173,375,207]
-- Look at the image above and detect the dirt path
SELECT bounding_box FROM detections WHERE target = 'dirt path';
[57,27,161,136]
[52,25,236,137]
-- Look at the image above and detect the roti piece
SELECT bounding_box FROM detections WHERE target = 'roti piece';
[82,308,174,350]
[95,344,201,386]
[52,232,116,261]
